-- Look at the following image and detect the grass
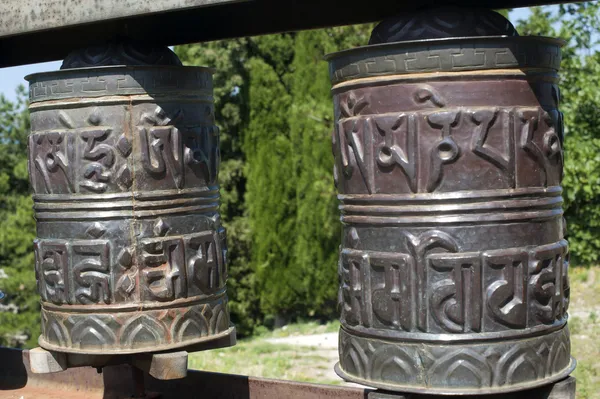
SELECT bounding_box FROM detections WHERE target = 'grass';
[189,267,600,397]
[252,319,340,338]
[569,265,600,399]
[188,337,341,385]
[189,319,342,384]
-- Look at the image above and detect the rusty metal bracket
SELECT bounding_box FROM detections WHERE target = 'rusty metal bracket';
[27,327,235,380]
[29,347,189,380]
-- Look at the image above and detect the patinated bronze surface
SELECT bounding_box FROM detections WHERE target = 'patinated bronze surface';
[327,11,574,394]
[27,45,233,354]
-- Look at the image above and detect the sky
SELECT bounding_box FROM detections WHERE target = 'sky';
[0,8,532,103]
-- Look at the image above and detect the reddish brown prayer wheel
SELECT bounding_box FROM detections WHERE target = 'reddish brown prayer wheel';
[27,43,234,355]
[327,9,574,394]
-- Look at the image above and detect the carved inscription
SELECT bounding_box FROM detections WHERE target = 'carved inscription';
[517,109,563,187]
[470,109,516,188]
[29,106,219,194]
[184,125,220,185]
[35,240,70,304]
[405,230,460,332]
[139,107,185,189]
[72,241,112,304]
[430,252,482,333]
[35,238,111,305]
[530,240,569,324]
[139,225,226,301]
[187,230,224,296]
[371,252,413,331]
[79,111,115,193]
[333,91,563,193]
[426,111,461,192]
[35,228,226,304]
[137,106,221,189]
[140,237,187,301]
[30,131,76,194]
[336,118,374,193]
[375,114,418,192]
[339,238,569,333]
[340,251,372,327]
[28,109,131,194]
[335,92,375,193]
[485,248,528,328]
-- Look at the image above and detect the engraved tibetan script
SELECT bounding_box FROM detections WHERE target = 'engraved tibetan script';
[375,114,418,192]
[30,132,76,194]
[530,240,568,324]
[140,230,226,301]
[80,127,115,193]
[140,237,187,301]
[34,238,112,305]
[430,252,482,333]
[371,252,414,331]
[334,104,563,193]
[139,107,185,189]
[339,239,570,333]
[186,231,224,296]
[485,248,528,329]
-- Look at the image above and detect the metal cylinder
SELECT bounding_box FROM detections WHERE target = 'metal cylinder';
[27,46,233,354]
[327,12,574,395]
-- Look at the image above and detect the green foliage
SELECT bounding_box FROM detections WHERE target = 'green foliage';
[244,34,297,319]
[516,3,600,264]
[0,86,39,348]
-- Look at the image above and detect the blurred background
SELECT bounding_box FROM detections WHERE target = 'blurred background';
[0,4,598,398]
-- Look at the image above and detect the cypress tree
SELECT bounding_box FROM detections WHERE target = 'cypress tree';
[244,34,300,321]
[287,30,345,319]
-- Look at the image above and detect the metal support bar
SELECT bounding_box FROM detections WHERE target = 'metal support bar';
[0,348,577,399]
[0,0,582,68]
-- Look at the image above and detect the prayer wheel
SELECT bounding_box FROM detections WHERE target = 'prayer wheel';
[27,43,233,354]
[327,9,574,394]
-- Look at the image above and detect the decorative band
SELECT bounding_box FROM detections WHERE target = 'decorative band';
[339,186,562,203]
[41,289,227,313]
[40,297,231,355]
[331,69,558,92]
[33,187,219,202]
[339,188,563,224]
[28,94,214,110]
[340,193,562,215]
[39,326,235,356]
[34,204,219,221]
[339,239,569,335]
[326,36,564,84]
[341,318,566,343]
[33,188,220,220]
[27,66,214,103]
[336,325,573,395]
[340,208,562,225]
